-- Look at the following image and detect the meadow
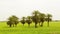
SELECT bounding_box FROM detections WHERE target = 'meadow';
[0,21,60,34]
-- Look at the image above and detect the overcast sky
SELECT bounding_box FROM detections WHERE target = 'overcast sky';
[0,0,60,21]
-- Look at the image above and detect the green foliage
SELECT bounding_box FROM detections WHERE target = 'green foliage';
[46,14,52,27]
[7,15,19,27]
[39,13,46,27]
[32,10,40,28]
[26,16,32,27]
[6,10,52,28]
[20,17,26,26]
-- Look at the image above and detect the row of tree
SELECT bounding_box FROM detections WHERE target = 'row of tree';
[7,10,52,28]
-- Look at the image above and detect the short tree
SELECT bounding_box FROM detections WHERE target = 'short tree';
[26,16,32,27]
[7,21,13,27]
[20,17,26,26]
[7,15,19,27]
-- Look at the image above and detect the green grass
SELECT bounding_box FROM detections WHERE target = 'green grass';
[0,21,60,34]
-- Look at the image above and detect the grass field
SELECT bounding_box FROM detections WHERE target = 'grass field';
[0,21,60,34]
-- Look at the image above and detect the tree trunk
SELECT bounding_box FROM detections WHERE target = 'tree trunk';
[41,22,43,27]
[48,17,49,27]
[35,22,37,28]
[48,21,49,27]
[10,24,11,27]
[28,24,30,27]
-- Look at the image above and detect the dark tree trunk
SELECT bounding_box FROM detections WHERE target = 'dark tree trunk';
[28,24,30,27]
[41,22,43,27]
[48,20,49,27]
[35,22,37,28]
[48,17,50,27]
[10,24,12,27]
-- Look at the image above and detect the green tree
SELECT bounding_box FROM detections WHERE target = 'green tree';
[20,17,26,26]
[7,21,13,27]
[32,10,40,28]
[46,14,52,27]
[7,15,19,27]
[26,16,32,27]
[12,15,19,27]
[39,13,46,27]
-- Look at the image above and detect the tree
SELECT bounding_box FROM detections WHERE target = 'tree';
[20,17,26,26]
[46,14,52,27]
[12,15,19,27]
[38,12,41,26]
[32,10,40,28]
[39,13,46,27]
[7,21,13,27]
[26,16,32,27]
[7,15,19,27]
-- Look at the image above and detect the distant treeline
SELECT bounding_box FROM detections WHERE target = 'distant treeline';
[7,10,52,28]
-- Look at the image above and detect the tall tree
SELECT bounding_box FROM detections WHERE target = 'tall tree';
[32,10,40,28]
[20,17,26,26]
[38,12,41,26]
[26,16,32,27]
[39,13,46,27]
[46,14,52,27]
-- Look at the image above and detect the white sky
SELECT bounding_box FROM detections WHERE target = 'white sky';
[0,0,60,21]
